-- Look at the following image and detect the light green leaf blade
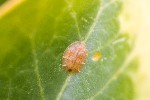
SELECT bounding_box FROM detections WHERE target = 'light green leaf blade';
[0,0,135,100]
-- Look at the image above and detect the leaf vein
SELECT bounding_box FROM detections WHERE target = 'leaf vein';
[89,50,135,100]
[65,0,81,39]
[84,0,117,42]
[31,39,46,100]
[55,76,71,100]
[55,0,119,99]
[6,80,12,100]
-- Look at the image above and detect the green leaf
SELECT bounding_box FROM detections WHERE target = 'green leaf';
[0,0,135,100]
[0,0,6,5]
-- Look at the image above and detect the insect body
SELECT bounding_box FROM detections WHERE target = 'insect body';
[92,52,102,62]
[62,41,88,73]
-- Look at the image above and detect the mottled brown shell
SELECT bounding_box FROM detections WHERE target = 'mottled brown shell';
[62,41,88,73]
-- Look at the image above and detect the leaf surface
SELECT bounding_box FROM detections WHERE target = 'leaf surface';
[0,0,134,100]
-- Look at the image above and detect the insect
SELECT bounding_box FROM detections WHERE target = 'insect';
[92,52,102,62]
[62,41,88,73]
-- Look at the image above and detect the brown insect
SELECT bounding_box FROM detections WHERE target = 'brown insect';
[62,41,88,73]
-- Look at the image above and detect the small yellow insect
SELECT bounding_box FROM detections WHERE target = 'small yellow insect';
[92,52,102,62]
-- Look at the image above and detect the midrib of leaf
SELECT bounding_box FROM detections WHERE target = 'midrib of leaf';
[55,0,80,99]
[0,0,25,19]
[31,38,46,100]
[55,0,119,99]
